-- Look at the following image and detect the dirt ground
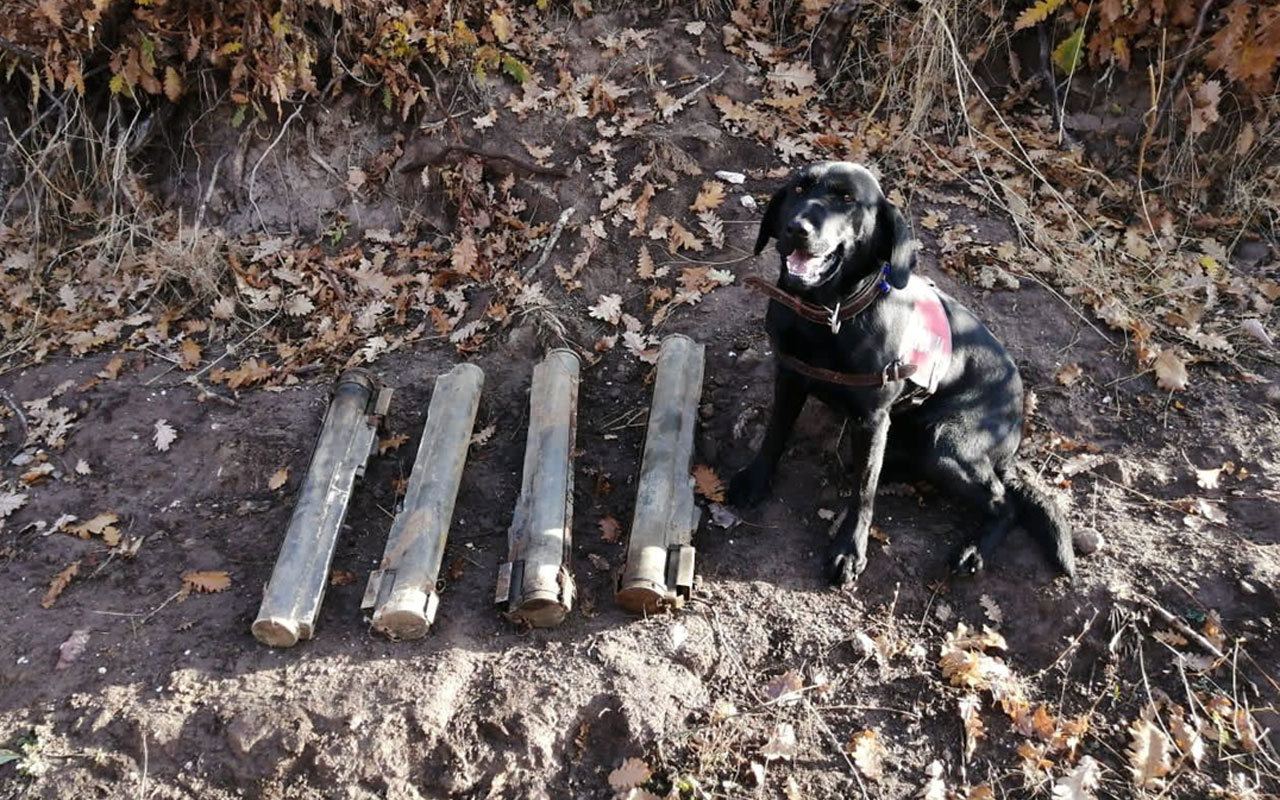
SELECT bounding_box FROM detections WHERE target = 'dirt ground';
[3,7,1280,800]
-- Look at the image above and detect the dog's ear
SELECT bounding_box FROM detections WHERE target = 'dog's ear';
[876,198,916,289]
[754,187,788,256]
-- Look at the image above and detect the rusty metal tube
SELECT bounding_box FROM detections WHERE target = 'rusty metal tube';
[495,349,579,627]
[363,363,484,639]
[252,370,390,647]
[617,334,705,614]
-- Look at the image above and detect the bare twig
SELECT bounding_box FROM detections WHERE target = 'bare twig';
[0,388,30,461]
[247,104,306,232]
[399,143,571,178]
[804,699,870,800]
[1150,0,1218,143]
[1137,594,1226,660]
[522,206,576,279]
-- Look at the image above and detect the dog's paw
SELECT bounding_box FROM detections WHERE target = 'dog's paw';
[826,547,867,587]
[727,463,772,508]
[951,545,985,576]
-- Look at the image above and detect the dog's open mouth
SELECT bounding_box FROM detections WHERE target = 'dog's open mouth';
[784,244,840,283]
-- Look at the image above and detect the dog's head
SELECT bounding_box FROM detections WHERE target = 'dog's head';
[754,161,917,294]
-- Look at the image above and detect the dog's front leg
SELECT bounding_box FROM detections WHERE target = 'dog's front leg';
[728,368,807,508]
[829,409,890,586]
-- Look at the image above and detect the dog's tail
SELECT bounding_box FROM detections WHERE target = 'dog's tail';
[1005,474,1076,578]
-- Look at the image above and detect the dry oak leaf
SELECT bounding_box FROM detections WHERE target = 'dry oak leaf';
[451,233,478,276]
[154,419,177,452]
[1051,755,1101,799]
[764,670,804,705]
[1126,717,1172,789]
[588,293,623,326]
[598,515,622,543]
[0,490,28,518]
[1169,707,1205,768]
[182,570,232,594]
[268,467,289,491]
[1014,0,1067,30]
[608,757,651,791]
[41,561,80,608]
[178,338,201,369]
[958,694,986,760]
[692,464,725,503]
[1054,363,1083,386]
[68,512,120,543]
[849,730,887,781]
[379,433,409,455]
[667,220,704,254]
[1153,350,1188,392]
[979,594,1004,626]
[690,181,726,212]
[761,722,799,762]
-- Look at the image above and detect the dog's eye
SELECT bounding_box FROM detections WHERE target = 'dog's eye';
[841,193,853,203]
[794,185,804,195]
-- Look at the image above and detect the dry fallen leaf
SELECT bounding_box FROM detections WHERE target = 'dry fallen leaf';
[761,722,799,762]
[763,670,804,705]
[179,338,202,369]
[68,512,120,543]
[268,467,289,491]
[958,694,986,761]
[379,433,409,454]
[153,419,177,452]
[692,464,725,503]
[598,515,621,543]
[849,730,886,781]
[41,561,80,608]
[470,423,497,447]
[56,628,90,670]
[919,760,948,800]
[1127,717,1172,789]
[608,757,651,791]
[182,570,232,594]
[979,594,1003,627]
[1051,755,1101,799]
[690,181,726,212]
[1153,349,1188,392]
[1054,363,1083,386]
[0,490,28,518]
[1168,707,1205,768]
[588,293,623,326]
[330,569,358,586]
[1194,465,1222,490]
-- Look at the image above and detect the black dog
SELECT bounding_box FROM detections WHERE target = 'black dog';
[728,161,1075,586]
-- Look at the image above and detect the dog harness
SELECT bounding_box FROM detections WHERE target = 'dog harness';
[746,268,953,398]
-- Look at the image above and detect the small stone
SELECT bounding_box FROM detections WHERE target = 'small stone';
[1239,578,1258,596]
[1073,527,1105,555]
[10,452,33,467]
[1095,459,1133,486]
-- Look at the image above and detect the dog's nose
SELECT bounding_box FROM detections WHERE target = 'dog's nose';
[785,218,811,239]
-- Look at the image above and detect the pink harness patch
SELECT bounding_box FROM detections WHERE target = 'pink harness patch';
[896,275,952,395]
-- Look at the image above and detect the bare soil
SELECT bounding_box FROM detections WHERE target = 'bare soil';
[3,8,1280,800]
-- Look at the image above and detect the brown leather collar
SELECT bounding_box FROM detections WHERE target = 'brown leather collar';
[775,352,917,387]
[744,265,890,334]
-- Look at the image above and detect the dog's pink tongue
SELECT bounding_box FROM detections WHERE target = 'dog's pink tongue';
[786,251,820,277]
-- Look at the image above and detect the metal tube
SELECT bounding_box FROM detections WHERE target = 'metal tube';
[363,363,484,639]
[252,370,390,647]
[617,334,705,614]
[495,349,579,627]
